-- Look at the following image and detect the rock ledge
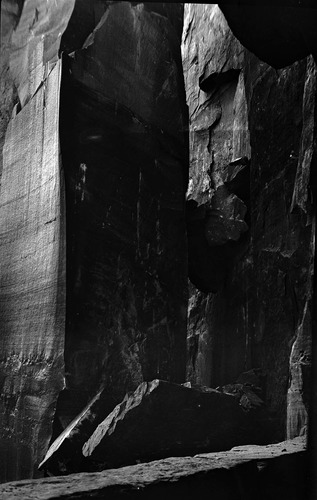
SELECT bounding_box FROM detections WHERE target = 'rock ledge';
[0,437,307,499]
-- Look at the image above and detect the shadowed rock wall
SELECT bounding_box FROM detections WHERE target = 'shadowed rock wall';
[55,1,188,436]
[182,4,315,440]
[0,437,307,500]
[0,0,188,482]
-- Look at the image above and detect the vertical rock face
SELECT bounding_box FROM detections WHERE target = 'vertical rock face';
[0,0,188,481]
[56,2,188,429]
[0,0,187,482]
[182,4,315,439]
[0,0,75,482]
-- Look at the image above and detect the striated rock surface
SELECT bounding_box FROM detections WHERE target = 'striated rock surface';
[56,1,188,433]
[0,437,307,499]
[0,0,74,482]
[0,0,188,482]
[182,4,315,440]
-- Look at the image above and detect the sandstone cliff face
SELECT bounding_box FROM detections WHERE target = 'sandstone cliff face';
[0,0,74,482]
[1,0,315,488]
[182,4,315,440]
[0,1,188,482]
[56,0,188,429]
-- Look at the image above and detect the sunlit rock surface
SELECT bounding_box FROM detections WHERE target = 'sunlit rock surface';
[0,0,74,482]
[182,4,315,440]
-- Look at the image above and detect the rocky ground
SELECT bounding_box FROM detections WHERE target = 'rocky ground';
[0,437,307,499]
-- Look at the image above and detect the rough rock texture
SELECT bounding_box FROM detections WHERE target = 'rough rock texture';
[0,0,188,482]
[40,379,271,475]
[0,0,74,482]
[81,379,271,470]
[182,4,315,441]
[1,1,315,492]
[56,1,188,433]
[38,386,110,475]
[182,5,250,294]
[0,437,307,499]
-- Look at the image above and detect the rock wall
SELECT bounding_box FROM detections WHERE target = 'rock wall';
[1,0,314,487]
[0,0,188,482]
[182,4,315,440]
[56,1,188,429]
[0,0,74,482]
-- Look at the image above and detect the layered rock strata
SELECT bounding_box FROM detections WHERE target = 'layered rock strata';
[0,0,74,482]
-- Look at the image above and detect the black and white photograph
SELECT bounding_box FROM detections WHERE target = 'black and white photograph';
[0,1,316,498]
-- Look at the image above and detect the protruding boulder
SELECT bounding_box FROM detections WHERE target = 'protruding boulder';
[38,386,117,475]
[82,379,272,470]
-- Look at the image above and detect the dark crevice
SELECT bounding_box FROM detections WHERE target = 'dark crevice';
[199,68,240,93]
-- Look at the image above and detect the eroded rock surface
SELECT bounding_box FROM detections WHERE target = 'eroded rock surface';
[39,376,272,475]
[182,4,250,294]
[0,0,189,483]
[38,386,114,475]
[182,4,315,441]
[0,0,74,482]
[56,1,188,434]
[81,379,271,470]
[0,437,307,499]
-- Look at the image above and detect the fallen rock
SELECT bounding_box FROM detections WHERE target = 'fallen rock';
[219,368,266,410]
[236,368,265,388]
[38,386,118,475]
[82,379,273,470]
[0,437,307,499]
